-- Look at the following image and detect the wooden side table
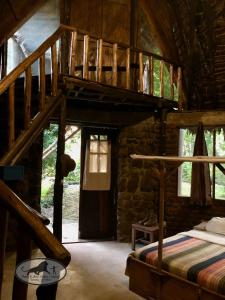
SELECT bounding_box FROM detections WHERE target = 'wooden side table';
[131,222,166,250]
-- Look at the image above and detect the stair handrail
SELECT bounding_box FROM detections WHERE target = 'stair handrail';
[0,179,70,266]
[0,27,64,95]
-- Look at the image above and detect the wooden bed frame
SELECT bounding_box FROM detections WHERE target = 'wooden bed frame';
[128,155,225,300]
[126,254,225,300]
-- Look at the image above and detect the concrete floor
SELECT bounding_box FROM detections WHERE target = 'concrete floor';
[2,242,143,300]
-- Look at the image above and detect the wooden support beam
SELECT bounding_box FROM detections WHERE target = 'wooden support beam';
[53,97,66,242]
[70,30,77,76]
[139,52,143,92]
[149,56,154,95]
[24,66,32,129]
[160,60,164,98]
[39,54,46,111]
[12,224,32,300]
[0,209,8,300]
[97,39,103,82]
[167,111,225,126]
[158,161,165,271]
[51,43,58,97]
[126,48,130,89]
[177,67,183,110]
[170,64,174,100]
[112,43,118,86]
[83,35,89,80]
[9,83,15,149]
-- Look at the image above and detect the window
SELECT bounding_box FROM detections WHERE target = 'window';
[83,134,111,191]
[89,135,108,173]
[178,128,225,200]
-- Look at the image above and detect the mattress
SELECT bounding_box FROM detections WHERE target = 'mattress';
[133,229,225,294]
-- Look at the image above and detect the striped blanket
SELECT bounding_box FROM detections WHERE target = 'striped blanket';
[134,230,225,294]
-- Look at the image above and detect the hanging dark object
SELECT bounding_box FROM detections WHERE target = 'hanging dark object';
[191,123,212,206]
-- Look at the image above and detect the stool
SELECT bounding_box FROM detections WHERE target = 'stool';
[131,222,166,250]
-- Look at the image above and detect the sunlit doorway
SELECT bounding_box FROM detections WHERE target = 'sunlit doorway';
[40,123,81,243]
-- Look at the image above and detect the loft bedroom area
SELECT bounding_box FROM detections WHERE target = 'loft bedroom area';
[1,1,225,300]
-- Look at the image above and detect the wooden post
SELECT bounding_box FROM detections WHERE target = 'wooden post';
[83,35,89,80]
[160,60,164,98]
[126,48,130,89]
[177,67,183,110]
[70,30,77,76]
[51,43,58,97]
[0,209,8,299]
[12,224,32,300]
[112,43,118,86]
[97,39,103,82]
[149,56,154,95]
[39,54,46,111]
[24,66,32,129]
[53,97,66,242]
[139,52,143,92]
[169,64,174,100]
[158,160,166,271]
[9,83,15,148]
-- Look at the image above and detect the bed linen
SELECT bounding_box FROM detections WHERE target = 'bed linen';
[133,229,225,294]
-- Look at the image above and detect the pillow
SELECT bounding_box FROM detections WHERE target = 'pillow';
[193,221,208,231]
[205,217,225,235]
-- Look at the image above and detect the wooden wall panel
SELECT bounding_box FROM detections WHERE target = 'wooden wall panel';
[70,0,102,36]
[69,0,130,43]
[102,0,130,44]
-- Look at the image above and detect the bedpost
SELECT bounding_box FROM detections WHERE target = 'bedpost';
[158,160,166,271]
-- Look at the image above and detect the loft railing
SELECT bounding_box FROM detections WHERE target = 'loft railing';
[61,24,184,109]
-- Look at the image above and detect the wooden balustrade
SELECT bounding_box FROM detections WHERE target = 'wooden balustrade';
[65,24,183,108]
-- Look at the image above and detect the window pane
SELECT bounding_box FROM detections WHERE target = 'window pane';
[89,154,98,172]
[99,154,107,173]
[90,141,98,152]
[90,135,98,140]
[99,141,108,153]
[100,135,107,140]
[215,130,225,199]
[178,129,196,197]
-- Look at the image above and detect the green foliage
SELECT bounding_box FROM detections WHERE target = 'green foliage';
[64,160,81,184]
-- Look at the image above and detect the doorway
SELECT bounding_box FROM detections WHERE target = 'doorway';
[79,127,117,240]
[40,123,81,242]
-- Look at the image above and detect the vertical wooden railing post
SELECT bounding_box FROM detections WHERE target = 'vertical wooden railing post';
[177,67,183,110]
[149,56,154,95]
[70,30,77,76]
[126,48,130,89]
[9,83,15,148]
[51,43,58,97]
[39,54,46,111]
[112,43,118,86]
[169,64,174,100]
[97,39,103,82]
[0,209,8,300]
[24,66,32,129]
[53,96,66,242]
[138,52,143,92]
[83,35,89,79]
[160,60,164,98]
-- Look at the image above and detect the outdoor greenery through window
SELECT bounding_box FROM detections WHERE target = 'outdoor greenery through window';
[178,128,225,200]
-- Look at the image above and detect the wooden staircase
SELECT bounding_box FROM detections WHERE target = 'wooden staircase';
[0,24,184,300]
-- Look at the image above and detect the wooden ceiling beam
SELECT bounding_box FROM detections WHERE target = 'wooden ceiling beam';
[167,111,225,126]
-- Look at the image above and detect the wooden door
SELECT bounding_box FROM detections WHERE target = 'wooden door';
[79,128,117,239]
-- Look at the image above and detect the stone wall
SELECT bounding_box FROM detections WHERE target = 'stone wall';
[117,116,161,241]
